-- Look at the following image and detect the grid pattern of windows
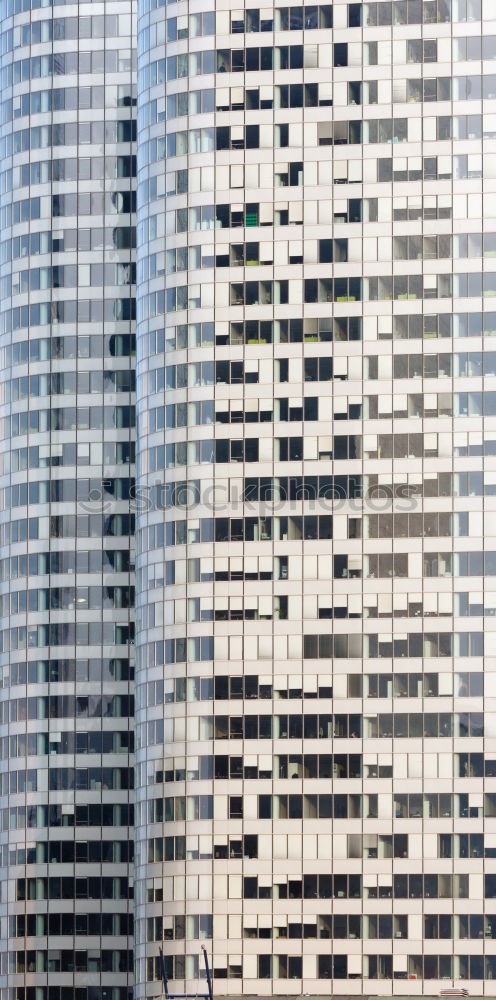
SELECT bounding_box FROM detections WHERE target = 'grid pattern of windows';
[0,0,136,994]
[134,0,496,994]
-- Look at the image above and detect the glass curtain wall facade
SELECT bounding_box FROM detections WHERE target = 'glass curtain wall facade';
[134,0,496,994]
[0,0,137,996]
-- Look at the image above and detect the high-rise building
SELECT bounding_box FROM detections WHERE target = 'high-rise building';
[0,0,137,997]
[134,0,496,995]
[5,0,496,994]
